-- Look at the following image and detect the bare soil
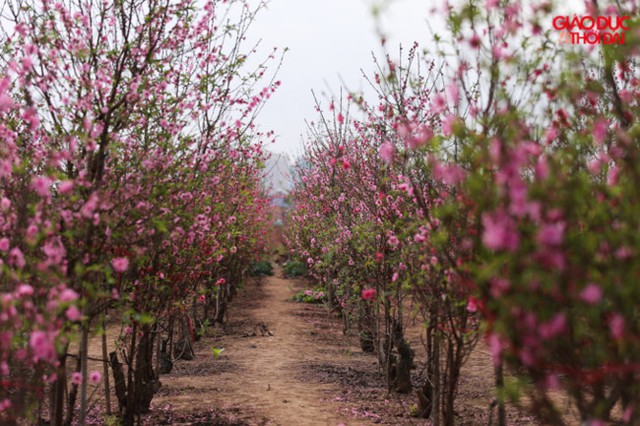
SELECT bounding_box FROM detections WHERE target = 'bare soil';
[78,270,553,425]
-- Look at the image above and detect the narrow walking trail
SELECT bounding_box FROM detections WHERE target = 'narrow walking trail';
[152,271,362,425]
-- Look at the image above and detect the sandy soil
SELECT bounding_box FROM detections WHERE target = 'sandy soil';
[148,272,359,426]
[73,270,578,425]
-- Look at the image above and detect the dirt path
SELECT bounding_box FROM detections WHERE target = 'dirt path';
[152,272,360,425]
[83,271,542,425]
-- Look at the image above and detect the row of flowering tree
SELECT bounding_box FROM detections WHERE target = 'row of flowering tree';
[0,0,278,424]
[289,1,640,425]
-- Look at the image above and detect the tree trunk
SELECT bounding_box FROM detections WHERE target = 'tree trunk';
[109,352,127,410]
[49,351,67,426]
[394,322,414,394]
[102,323,112,416]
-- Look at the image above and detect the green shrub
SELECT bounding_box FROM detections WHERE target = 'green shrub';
[292,288,327,304]
[248,260,274,277]
[283,260,306,277]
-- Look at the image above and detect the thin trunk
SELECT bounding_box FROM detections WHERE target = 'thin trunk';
[102,316,112,416]
[64,351,82,426]
[50,350,67,426]
[79,324,89,424]
[433,330,441,426]
[494,359,506,426]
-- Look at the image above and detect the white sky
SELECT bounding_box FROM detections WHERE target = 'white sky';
[248,0,588,157]
[248,0,433,157]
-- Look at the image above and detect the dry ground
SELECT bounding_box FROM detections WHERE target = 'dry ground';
[73,270,582,425]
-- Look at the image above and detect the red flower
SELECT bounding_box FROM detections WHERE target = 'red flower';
[362,288,376,301]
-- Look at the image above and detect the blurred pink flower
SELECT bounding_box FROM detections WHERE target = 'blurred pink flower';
[580,283,602,305]
[66,305,82,321]
[71,372,82,385]
[481,210,519,251]
[466,297,478,313]
[609,314,624,340]
[537,222,565,246]
[29,331,57,363]
[362,288,376,301]
[59,288,79,302]
[379,142,394,163]
[111,257,129,273]
[89,371,102,384]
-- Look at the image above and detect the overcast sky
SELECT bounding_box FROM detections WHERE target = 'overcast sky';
[248,0,432,157]
[247,0,589,157]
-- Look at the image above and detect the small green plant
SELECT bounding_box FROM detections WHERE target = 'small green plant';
[283,260,307,277]
[104,415,121,426]
[210,346,225,358]
[194,318,209,341]
[292,288,327,304]
[409,404,419,418]
[248,260,274,276]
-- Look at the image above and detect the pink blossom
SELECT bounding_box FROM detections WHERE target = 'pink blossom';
[468,33,481,49]
[607,165,619,186]
[29,331,57,363]
[0,197,10,211]
[489,138,502,163]
[43,239,66,266]
[408,125,433,148]
[9,247,26,268]
[379,142,394,163]
[0,238,9,252]
[392,272,399,282]
[337,113,344,124]
[615,246,633,260]
[111,257,129,273]
[466,297,478,313]
[0,399,11,412]
[71,372,82,385]
[535,157,549,180]
[414,233,426,243]
[32,176,52,198]
[609,314,624,340]
[486,0,499,9]
[481,210,519,251]
[539,313,566,339]
[537,222,565,246]
[490,277,510,297]
[433,162,465,185]
[89,371,102,384]
[59,288,79,302]
[80,192,100,218]
[446,83,459,104]
[0,93,14,114]
[543,374,560,390]
[579,283,603,305]
[66,305,82,321]
[21,56,33,72]
[593,119,608,145]
[17,284,34,297]
[487,333,503,366]
[362,288,376,301]
[441,115,457,137]
[59,180,74,194]
[215,278,226,286]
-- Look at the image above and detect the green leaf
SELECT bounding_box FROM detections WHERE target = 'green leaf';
[210,347,225,358]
